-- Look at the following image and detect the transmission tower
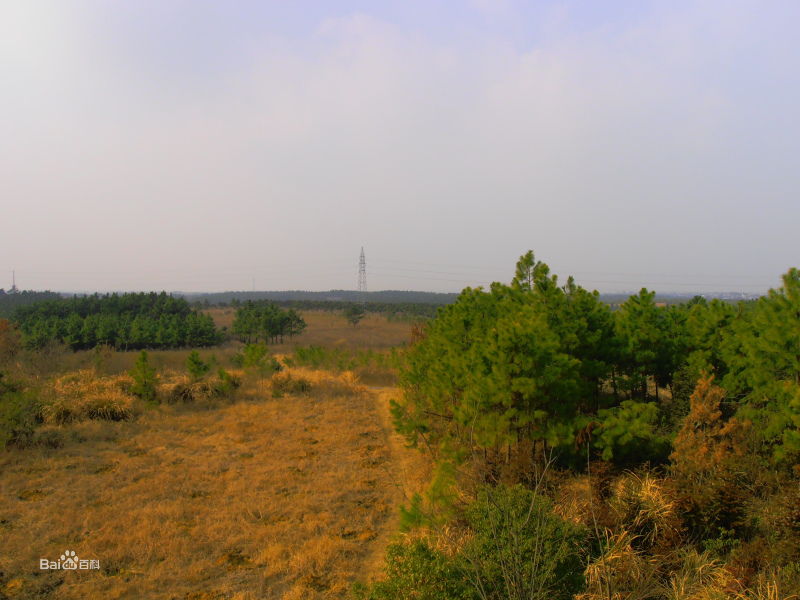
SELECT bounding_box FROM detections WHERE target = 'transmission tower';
[357,247,367,293]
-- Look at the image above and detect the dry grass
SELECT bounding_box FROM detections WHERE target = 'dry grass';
[0,369,427,599]
[42,370,139,424]
[608,472,683,552]
[552,474,595,527]
[579,530,661,600]
[205,309,414,351]
[40,311,412,378]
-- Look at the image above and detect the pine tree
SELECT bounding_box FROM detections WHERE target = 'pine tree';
[344,305,366,327]
[186,351,210,380]
[130,350,158,402]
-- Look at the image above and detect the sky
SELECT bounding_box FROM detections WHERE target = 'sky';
[1,0,798,294]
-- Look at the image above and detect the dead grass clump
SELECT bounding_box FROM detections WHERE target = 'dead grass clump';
[161,369,242,404]
[42,370,137,424]
[403,524,473,559]
[732,571,800,600]
[663,549,738,600]
[579,530,661,600]
[168,377,222,403]
[270,371,313,397]
[553,474,595,527]
[609,471,683,552]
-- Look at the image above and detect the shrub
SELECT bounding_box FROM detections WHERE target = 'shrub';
[594,400,670,466]
[291,346,356,371]
[461,484,587,600]
[352,539,476,600]
[186,351,210,380]
[662,548,737,599]
[579,531,660,600]
[168,369,241,404]
[214,367,241,396]
[168,379,216,403]
[0,371,39,447]
[0,319,21,365]
[231,343,282,374]
[670,376,753,541]
[129,350,158,402]
[608,472,683,552]
[270,372,312,397]
[344,304,366,327]
[358,484,586,600]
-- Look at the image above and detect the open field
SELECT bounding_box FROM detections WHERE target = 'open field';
[14,311,413,379]
[204,309,416,351]
[0,369,430,599]
[5,277,800,598]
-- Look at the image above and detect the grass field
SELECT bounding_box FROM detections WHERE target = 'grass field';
[0,312,430,599]
[19,310,415,378]
[204,309,416,351]
[0,368,429,599]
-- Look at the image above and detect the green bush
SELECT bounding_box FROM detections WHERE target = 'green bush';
[594,400,670,465]
[186,351,211,380]
[356,484,587,600]
[291,345,356,370]
[0,371,39,447]
[352,539,476,600]
[231,343,282,374]
[461,485,587,600]
[213,367,241,396]
[129,350,158,402]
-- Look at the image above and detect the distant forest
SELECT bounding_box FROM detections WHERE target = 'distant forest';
[13,292,220,350]
[179,289,460,305]
[0,289,61,319]
[180,289,726,317]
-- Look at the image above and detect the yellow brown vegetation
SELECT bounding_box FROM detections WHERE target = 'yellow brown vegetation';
[0,369,427,599]
[42,370,139,424]
[204,309,414,352]
[670,375,751,479]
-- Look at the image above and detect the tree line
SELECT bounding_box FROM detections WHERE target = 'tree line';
[395,250,800,470]
[13,292,220,350]
[361,251,800,598]
[215,298,439,319]
[231,301,306,343]
[0,289,62,319]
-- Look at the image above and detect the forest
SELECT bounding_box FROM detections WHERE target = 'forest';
[12,292,220,350]
[182,289,459,306]
[230,300,308,343]
[357,251,800,599]
[0,289,62,319]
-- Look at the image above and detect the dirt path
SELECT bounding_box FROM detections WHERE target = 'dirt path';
[361,386,432,581]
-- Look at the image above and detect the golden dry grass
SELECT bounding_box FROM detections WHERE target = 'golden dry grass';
[205,309,414,351]
[0,369,428,599]
[42,370,139,424]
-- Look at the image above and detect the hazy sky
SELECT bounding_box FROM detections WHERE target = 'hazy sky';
[2,1,798,293]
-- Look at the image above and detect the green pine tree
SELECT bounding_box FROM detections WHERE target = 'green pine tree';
[130,350,158,402]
